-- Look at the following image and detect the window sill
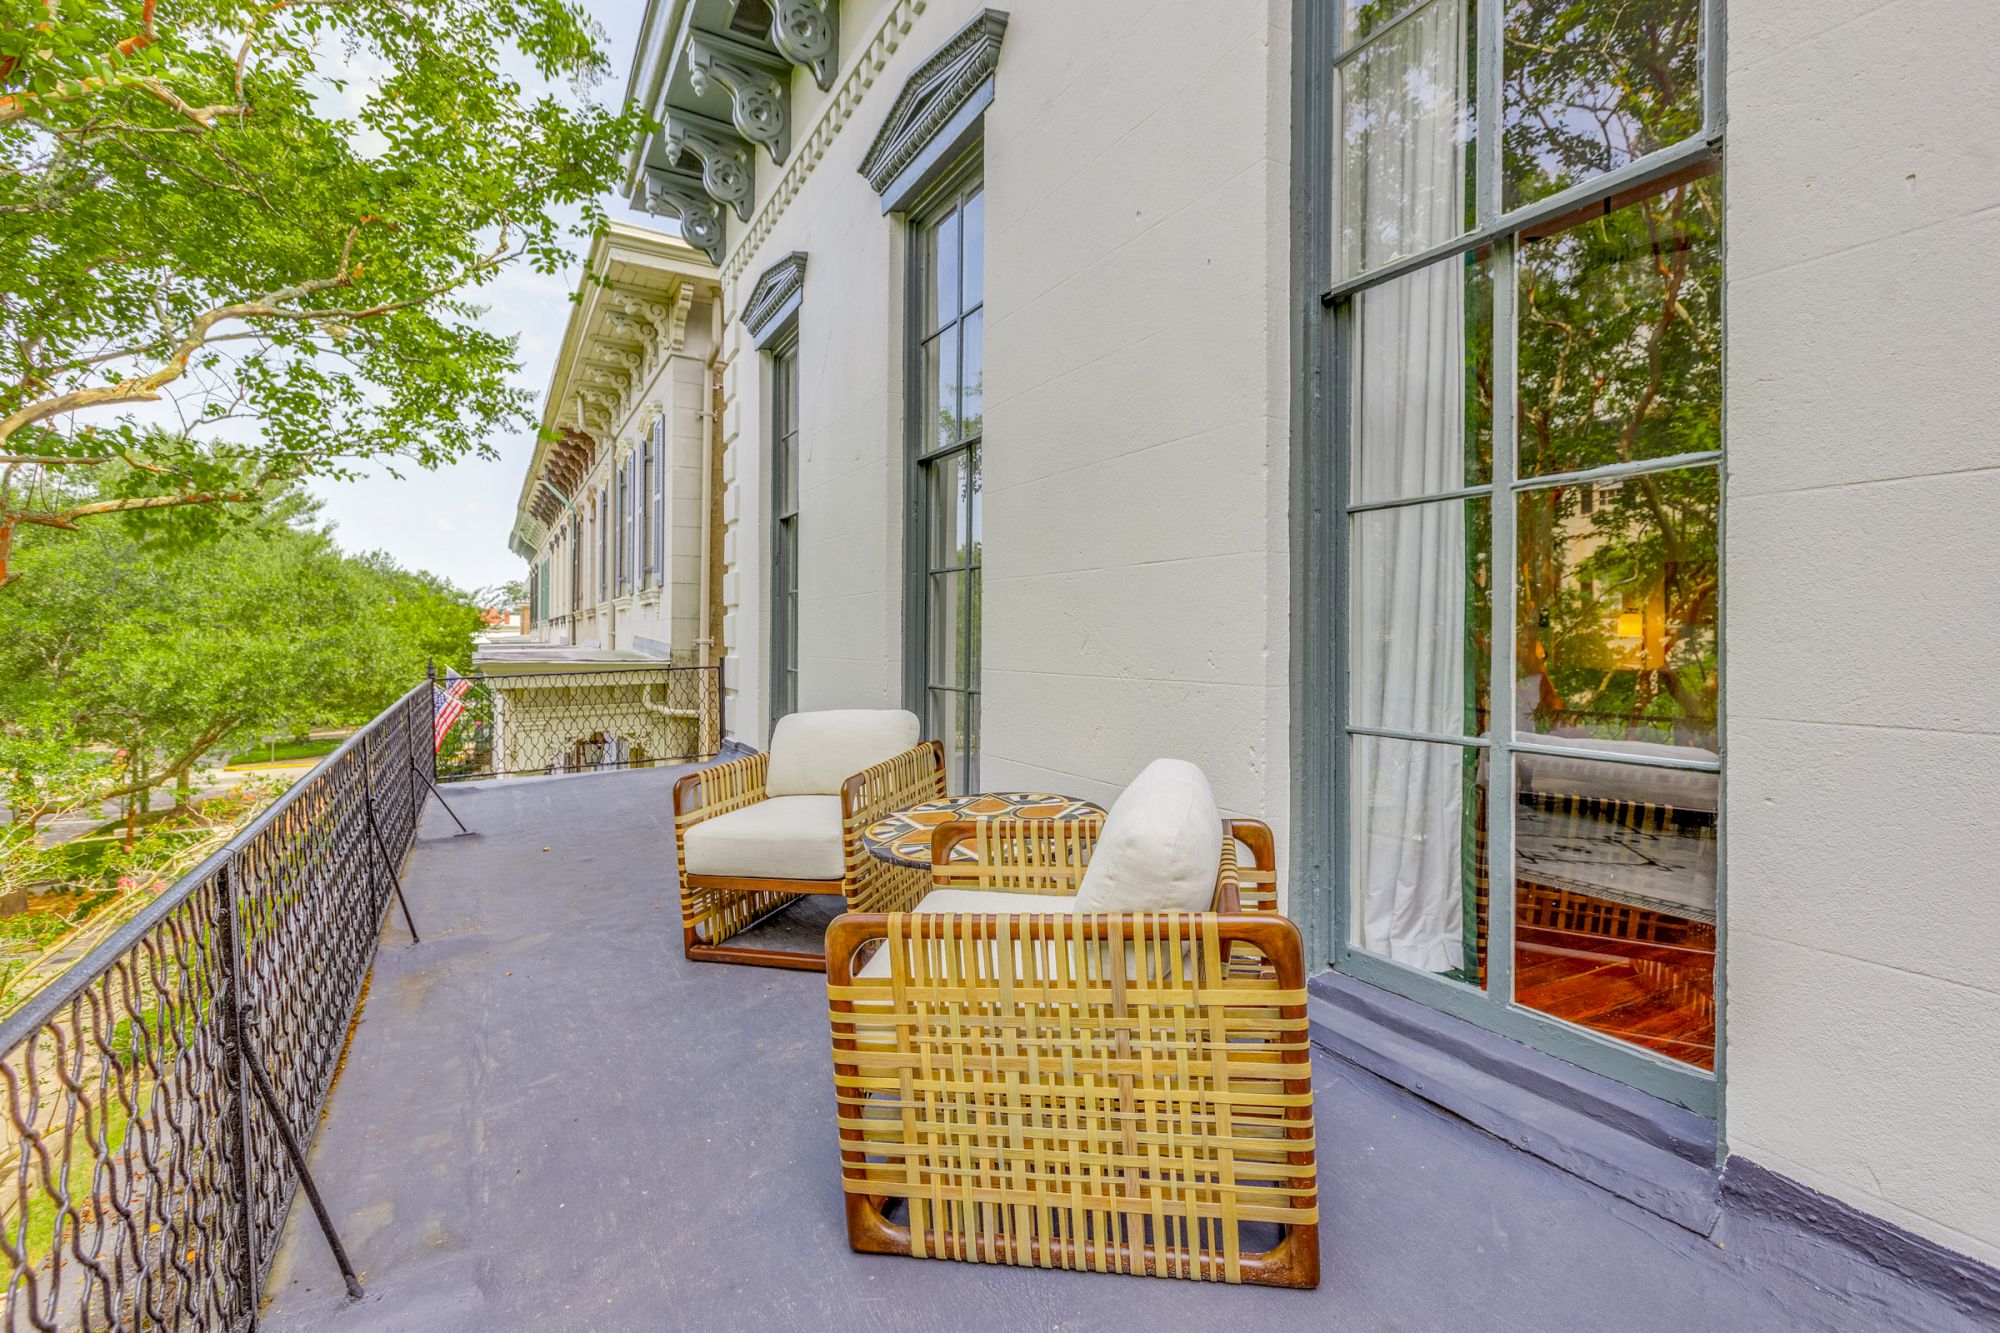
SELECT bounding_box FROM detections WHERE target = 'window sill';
[1309,970,1721,1234]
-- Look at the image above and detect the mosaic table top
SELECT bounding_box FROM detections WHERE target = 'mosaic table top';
[861,791,1107,869]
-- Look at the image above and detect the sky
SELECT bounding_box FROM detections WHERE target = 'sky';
[303,0,659,596]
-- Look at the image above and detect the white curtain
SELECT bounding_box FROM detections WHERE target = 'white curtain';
[1342,0,1472,973]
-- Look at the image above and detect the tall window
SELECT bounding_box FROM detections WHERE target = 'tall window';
[641,436,655,588]
[771,339,801,723]
[615,456,632,595]
[597,487,608,601]
[651,416,667,589]
[570,514,582,613]
[909,165,984,792]
[1319,0,1721,1093]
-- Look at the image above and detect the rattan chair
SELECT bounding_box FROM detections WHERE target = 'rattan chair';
[826,812,1319,1288]
[672,712,945,970]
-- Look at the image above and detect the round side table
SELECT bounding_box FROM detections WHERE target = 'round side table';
[861,792,1107,869]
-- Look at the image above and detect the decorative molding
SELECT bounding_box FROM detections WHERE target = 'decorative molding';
[611,294,671,380]
[719,0,930,288]
[766,0,839,91]
[641,167,724,265]
[663,109,756,222]
[741,251,807,346]
[663,282,697,355]
[687,31,791,165]
[858,9,1007,199]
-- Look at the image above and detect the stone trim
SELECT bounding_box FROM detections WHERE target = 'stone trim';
[857,9,1007,199]
[741,252,808,347]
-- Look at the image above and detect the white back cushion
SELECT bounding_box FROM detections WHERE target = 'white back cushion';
[765,709,921,796]
[1073,759,1224,914]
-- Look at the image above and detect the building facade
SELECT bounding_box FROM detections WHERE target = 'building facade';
[498,224,729,777]
[511,223,724,663]
[586,0,2000,1297]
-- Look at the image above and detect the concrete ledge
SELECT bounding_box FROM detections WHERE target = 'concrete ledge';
[1717,1159,2000,1333]
[1309,971,1722,1234]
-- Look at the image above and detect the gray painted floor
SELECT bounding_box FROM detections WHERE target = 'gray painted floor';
[260,767,1971,1333]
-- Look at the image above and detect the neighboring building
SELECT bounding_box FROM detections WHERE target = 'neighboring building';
[485,223,728,777]
[604,0,2000,1304]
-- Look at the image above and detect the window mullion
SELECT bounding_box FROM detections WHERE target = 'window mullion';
[1475,0,1502,228]
[1487,233,1519,1008]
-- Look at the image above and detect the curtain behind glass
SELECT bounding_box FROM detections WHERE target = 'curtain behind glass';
[1346,0,1472,972]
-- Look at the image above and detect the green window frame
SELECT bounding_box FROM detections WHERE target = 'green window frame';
[903,156,984,794]
[771,335,801,724]
[1297,0,1726,1113]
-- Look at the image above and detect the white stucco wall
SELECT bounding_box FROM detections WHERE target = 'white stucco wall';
[715,0,1294,857]
[1723,0,2000,1268]
[978,2,1293,839]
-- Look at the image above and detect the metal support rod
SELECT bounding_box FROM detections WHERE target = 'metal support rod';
[407,755,470,835]
[362,737,421,943]
[217,860,263,1330]
[240,1033,366,1301]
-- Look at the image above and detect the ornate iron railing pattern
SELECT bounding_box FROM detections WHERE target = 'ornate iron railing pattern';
[435,665,724,782]
[0,686,434,1332]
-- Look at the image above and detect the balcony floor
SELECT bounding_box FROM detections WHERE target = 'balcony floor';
[261,766,1962,1332]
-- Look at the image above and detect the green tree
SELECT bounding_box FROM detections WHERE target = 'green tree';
[0,0,641,585]
[0,484,482,825]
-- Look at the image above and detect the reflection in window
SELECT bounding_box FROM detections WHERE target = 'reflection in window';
[914,173,984,792]
[1503,0,1705,208]
[1334,0,1476,281]
[771,342,801,722]
[1340,194,1721,1069]
[1517,175,1722,480]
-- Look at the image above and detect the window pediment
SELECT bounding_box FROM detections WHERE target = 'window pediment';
[858,10,1008,203]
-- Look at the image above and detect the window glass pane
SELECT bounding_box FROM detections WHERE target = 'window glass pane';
[927,451,971,569]
[1516,174,1720,480]
[1334,0,1475,282]
[961,186,984,312]
[923,324,959,454]
[1503,0,1704,210]
[928,206,961,333]
[928,572,965,687]
[1349,497,1490,737]
[1341,0,1428,45]
[1512,752,1716,1068]
[965,444,982,563]
[1348,734,1485,986]
[781,431,799,515]
[959,308,983,444]
[1350,250,1492,503]
[930,687,969,793]
[1517,464,1718,751]
[965,565,982,686]
[960,688,980,792]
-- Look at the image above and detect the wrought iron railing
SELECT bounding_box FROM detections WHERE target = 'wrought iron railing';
[0,686,436,1332]
[434,664,724,782]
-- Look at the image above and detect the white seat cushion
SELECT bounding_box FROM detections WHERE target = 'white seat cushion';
[765,709,921,796]
[1073,759,1224,915]
[681,795,844,881]
[856,889,1077,979]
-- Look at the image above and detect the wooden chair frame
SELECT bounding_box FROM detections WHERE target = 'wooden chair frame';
[672,740,946,970]
[826,816,1319,1289]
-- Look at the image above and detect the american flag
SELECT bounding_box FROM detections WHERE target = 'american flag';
[433,669,472,751]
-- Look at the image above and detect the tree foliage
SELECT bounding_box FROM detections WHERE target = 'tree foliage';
[0,0,644,585]
[0,483,482,824]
